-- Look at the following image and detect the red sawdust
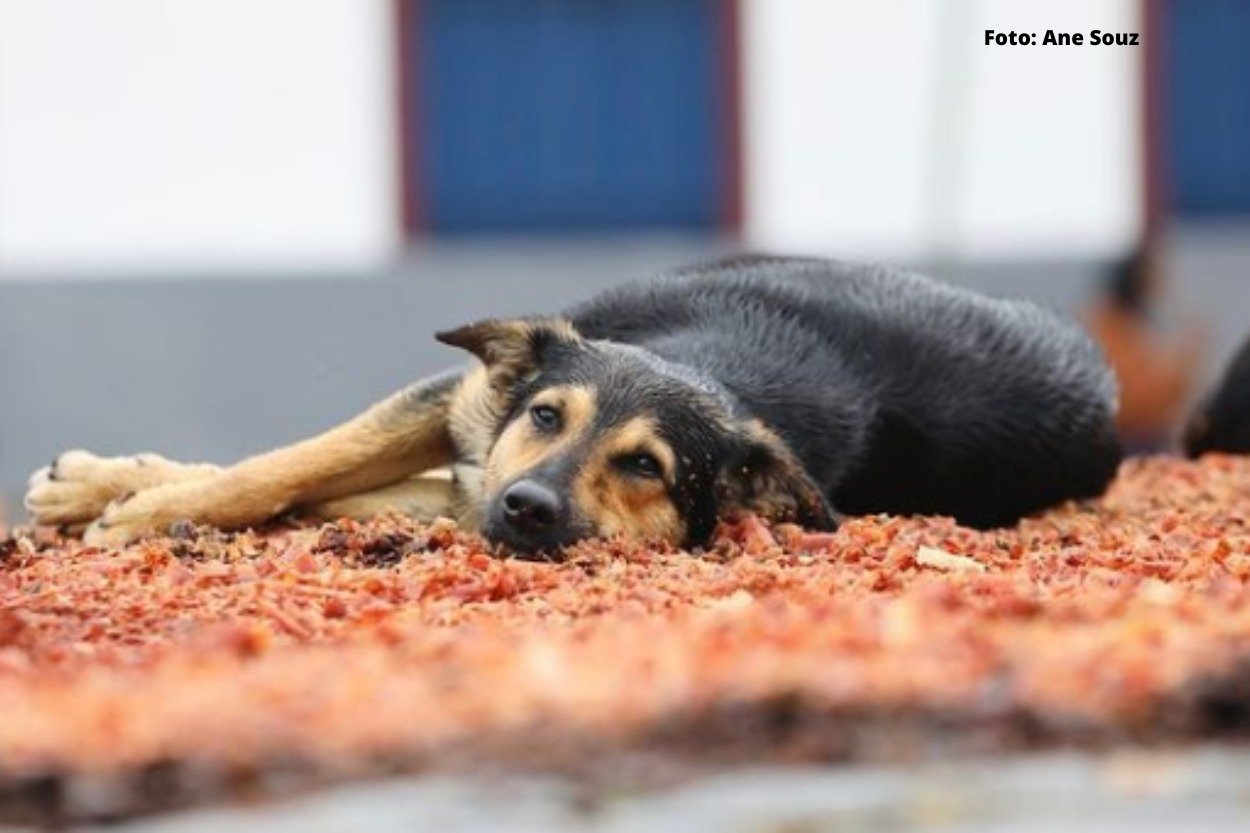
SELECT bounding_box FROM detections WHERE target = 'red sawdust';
[1,455,1250,811]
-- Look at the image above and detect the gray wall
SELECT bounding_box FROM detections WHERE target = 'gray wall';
[1,234,1245,515]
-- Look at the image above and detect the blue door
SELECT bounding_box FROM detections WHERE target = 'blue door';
[402,0,734,234]
[1168,0,1250,215]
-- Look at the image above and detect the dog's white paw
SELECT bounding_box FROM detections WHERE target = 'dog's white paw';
[82,484,194,546]
[24,450,169,528]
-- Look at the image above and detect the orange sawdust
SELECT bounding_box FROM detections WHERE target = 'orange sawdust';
[0,455,1249,784]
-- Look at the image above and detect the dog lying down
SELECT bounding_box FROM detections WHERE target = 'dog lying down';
[26,256,1124,557]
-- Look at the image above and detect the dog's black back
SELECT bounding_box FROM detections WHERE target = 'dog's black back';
[567,256,1122,528]
[1186,334,1250,456]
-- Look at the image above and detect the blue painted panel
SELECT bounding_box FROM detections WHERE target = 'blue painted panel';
[406,0,725,233]
[1168,0,1250,214]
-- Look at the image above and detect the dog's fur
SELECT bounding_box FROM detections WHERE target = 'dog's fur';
[26,256,1123,556]
[1185,333,1250,456]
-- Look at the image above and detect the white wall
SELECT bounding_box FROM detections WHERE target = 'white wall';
[0,0,1140,273]
[742,1,939,259]
[0,0,398,276]
[743,0,1142,261]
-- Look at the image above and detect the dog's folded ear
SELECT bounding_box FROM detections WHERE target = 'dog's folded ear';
[436,317,581,376]
[716,422,838,531]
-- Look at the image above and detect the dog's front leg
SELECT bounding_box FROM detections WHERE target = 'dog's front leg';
[81,370,463,546]
[310,470,459,524]
[26,451,221,532]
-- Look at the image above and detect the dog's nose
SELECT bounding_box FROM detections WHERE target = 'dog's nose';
[501,479,563,534]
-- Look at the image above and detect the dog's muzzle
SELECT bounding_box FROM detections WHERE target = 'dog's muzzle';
[485,477,580,556]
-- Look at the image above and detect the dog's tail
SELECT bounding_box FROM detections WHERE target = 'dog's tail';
[1185,332,1250,456]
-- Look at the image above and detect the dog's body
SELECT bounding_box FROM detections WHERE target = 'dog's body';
[26,257,1122,555]
[1186,333,1250,456]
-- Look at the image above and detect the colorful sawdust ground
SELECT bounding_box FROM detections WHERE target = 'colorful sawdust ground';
[1,455,1249,818]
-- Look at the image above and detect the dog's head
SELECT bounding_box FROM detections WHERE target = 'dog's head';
[437,317,835,556]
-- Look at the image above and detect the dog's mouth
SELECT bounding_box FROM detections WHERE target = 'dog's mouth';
[481,524,581,562]
[481,509,591,563]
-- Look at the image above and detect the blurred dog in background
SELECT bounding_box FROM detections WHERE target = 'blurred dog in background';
[1186,334,1250,457]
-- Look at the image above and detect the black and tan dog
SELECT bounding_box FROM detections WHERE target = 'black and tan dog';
[1185,333,1250,457]
[25,256,1123,556]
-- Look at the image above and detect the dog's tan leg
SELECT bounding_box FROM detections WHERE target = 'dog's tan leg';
[80,370,463,545]
[310,470,457,523]
[25,451,220,529]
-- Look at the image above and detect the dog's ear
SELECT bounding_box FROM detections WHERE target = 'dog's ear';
[436,317,581,376]
[716,422,838,530]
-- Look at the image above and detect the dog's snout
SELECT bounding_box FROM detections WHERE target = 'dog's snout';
[501,479,563,533]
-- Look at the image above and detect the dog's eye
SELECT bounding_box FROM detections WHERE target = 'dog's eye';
[616,453,663,480]
[529,404,562,434]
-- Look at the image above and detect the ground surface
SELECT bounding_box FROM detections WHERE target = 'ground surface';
[1,455,1250,825]
[66,748,1250,833]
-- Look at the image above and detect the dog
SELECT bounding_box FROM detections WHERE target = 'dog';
[25,256,1123,556]
[1185,333,1250,457]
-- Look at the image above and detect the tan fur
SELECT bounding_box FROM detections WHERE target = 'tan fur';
[28,374,462,545]
[449,462,487,533]
[440,318,579,371]
[24,450,220,529]
[447,365,503,465]
[482,385,596,497]
[312,471,456,522]
[723,419,830,525]
[570,417,684,543]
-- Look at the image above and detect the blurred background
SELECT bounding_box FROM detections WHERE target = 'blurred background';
[0,0,1246,517]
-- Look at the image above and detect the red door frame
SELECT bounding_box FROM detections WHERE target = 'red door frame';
[393,0,422,238]
[1141,0,1166,243]
[716,0,745,233]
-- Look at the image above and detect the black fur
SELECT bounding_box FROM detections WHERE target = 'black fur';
[558,256,1122,532]
[1186,335,1250,456]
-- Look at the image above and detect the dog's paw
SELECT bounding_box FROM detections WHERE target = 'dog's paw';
[24,450,172,528]
[82,486,185,547]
